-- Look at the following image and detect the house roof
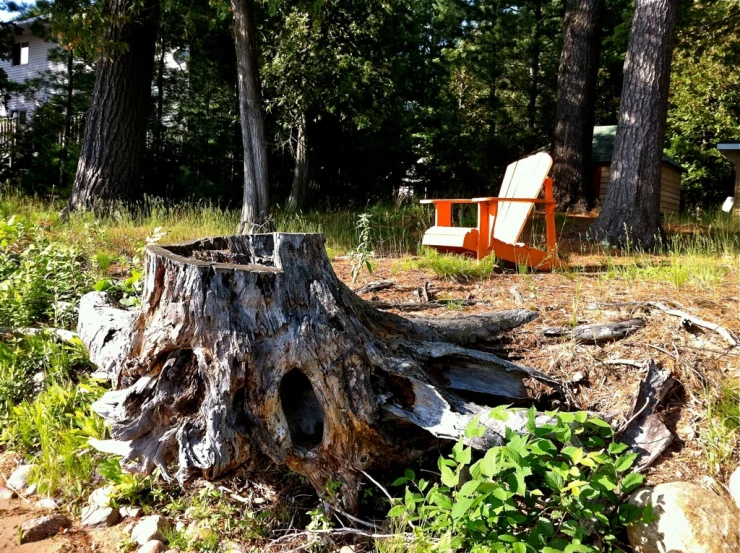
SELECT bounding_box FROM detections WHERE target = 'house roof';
[593,125,683,171]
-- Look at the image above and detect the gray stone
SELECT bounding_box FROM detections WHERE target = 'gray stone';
[729,466,740,510]
[628,481,740,553]
[121,520,136,536]
[223,542,245,553]
[185,520,214,542]
[24,483,37,496]
[138,540,167,553]
[20,514,71,544]
[7,464,33,491]
[131,515,171,546]
[0,486,16,500]
[34,498,59,510]
[120,505,143,519]
[81,504,120,528]
[88,485,115,507]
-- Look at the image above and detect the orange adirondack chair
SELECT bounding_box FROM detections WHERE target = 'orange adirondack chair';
[420,152,565,271]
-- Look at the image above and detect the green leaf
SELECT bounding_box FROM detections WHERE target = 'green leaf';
[621,472,645,493]
[480,448,500,477]
[465,413,485,438]
[565,544,595,553]
[451,494,476,520]
[387,504,406,517]
[543,471,564,492]
[458,480,480,497]
[615,453,638,472]
[512,543,527,553]
[452,440,472,465]
[489,404,511,421]
[562,446,583,464]
[93,279,112,291]
[391,477,408,487]
[439,462,459,488]
[608,442,629,455]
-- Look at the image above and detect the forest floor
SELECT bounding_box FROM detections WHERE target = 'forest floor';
[0,198,738,552]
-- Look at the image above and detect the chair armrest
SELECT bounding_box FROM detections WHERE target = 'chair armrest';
[471,197,553,204]
[420,199,476,204]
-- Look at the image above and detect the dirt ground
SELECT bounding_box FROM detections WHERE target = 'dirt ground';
[0,232,738,552]
[334,251,740,488]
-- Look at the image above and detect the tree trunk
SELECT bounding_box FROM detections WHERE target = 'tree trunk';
[78,233,556,513]
[232,0,270,233]
[155,29,166,164]
[287,113,309,212]
[65,0,159,212]
[550,0,604,212]
[589,0,678,248]
[527,0,543,132]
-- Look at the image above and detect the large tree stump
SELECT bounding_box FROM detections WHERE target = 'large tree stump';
[80,233,554,511]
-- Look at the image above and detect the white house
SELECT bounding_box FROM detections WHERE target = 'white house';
[0,16,64,121]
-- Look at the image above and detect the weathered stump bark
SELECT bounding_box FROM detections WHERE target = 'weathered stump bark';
[80,233,554,511]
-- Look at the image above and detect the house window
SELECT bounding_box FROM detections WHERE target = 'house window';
[10,110,27,125]
[11,42,29,66]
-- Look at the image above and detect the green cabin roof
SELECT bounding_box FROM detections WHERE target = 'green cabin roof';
[592,125,683,171]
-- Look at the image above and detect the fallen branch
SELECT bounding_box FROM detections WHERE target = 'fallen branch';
[356,280,394,295]
[543,319,646,344]
[0,327,78,342]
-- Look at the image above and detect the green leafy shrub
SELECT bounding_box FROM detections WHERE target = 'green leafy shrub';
[387,408,653,553]
[0,335,89,416]
[0,217,91,328]
[0,337,106,497]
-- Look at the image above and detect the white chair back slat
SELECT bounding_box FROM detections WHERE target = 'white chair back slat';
[493,152,552,245]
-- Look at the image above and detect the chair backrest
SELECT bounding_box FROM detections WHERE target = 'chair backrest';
[493,152,553,244]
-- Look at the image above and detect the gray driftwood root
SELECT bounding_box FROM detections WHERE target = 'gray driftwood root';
[618,359,676,471]
[79,233,552,512]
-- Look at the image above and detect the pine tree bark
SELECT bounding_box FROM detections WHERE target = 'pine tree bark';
[65,0,159,212]
[287,113,309,212]
[551,0,604,212]
[589,0,678,248]
[232,0,270,233]
[78,233,556,513]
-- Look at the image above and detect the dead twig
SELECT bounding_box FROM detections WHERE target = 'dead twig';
[648,301,738,348]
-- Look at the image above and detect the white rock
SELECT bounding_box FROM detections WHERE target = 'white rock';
[628,481,740,553]
[0,487,16,500]
[138,540,167,553]
[131,515,171,546]
[7,464,33,491]
[120,505,143,519]
[88,485,115,507]
[81,504,120,528]
[729,466,740,510]
[24,484,37,496]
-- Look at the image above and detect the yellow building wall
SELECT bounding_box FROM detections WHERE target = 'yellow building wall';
[597,163,681,214]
